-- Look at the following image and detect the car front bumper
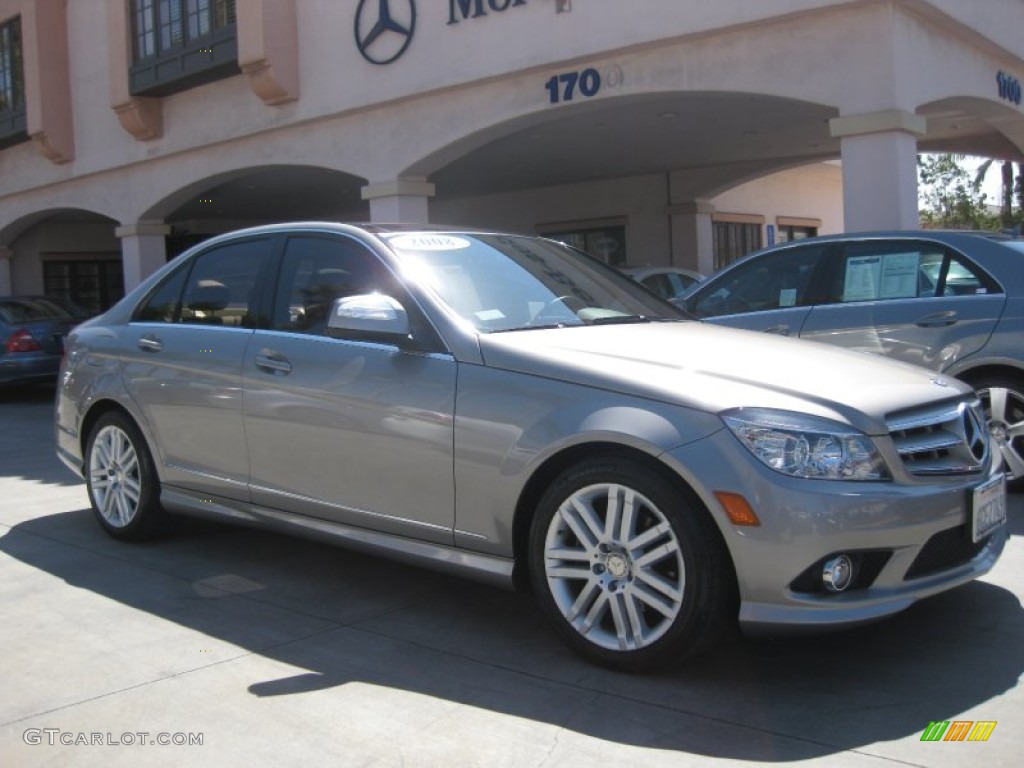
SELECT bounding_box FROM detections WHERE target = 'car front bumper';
[664,430,1008,635]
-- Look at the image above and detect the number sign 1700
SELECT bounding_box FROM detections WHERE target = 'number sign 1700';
[545,68,601,104]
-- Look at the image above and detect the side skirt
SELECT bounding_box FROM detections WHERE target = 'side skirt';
[160,487,516,590]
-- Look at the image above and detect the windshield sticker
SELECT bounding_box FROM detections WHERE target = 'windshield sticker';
[388,234,472,251]
[475,309,506,322]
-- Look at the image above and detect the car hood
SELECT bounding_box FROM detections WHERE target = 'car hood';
[478,322,972,435]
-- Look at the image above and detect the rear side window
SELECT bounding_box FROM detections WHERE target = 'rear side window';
[827,241,998,304]
[640,273,673,300]
[690,245,826,318]
[0,298,73,323]
[135,238,273,326]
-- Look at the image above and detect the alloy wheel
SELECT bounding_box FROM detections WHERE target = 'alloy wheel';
[543,482,685,652]
[89,424,143,528]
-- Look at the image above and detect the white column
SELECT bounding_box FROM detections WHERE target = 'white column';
[668,201,715,275]
[829,110,926,231]
[115,221,171,291]
[361,178,435,223]
[0,247,12,295]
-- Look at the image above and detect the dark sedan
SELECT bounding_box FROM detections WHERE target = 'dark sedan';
[0,296,79,388]
[678,231,1024,486]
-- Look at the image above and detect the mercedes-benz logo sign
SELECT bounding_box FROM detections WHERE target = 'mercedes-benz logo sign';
[962,403,989,464]
[355,0,416,65]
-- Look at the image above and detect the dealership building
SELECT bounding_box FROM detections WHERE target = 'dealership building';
[0,0,1022,313]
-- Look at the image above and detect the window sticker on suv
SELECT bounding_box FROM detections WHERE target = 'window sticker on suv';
[843,252,920,301]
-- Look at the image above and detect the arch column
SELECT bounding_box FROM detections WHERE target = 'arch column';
[830,109,926,231]
[668,200,715,275]
[115,221,170,290]
[361,178,435,223]
[0,247,12,295]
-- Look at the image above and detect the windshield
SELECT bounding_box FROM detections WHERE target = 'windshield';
[384,233,685,332]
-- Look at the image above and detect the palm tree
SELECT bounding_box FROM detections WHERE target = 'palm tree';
[970,157,1015,228]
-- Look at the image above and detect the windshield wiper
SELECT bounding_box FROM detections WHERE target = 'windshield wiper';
[589,314,657,325]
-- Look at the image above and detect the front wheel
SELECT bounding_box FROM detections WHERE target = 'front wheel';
[85,411,172,540]
[528,458,734,671]
[970,375,1024,490]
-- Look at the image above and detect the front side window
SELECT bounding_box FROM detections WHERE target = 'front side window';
[691,245,826,318]
[270,236,399,336]
[134,238,271,326]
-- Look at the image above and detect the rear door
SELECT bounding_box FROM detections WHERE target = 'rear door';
[799,239,1006,370]
[121,236,276,500]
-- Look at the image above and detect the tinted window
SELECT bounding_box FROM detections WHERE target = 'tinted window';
[136,268,188,323]
[640,273,673,299]
[270,236,397,336]
[135,238,272,326]
[0,298,73,323]
[691,245,826,318]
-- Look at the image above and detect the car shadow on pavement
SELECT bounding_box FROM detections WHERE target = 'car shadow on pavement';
[2,507,1021,761]
[0,384,82,488]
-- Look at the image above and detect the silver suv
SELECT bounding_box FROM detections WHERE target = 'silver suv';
[680,231,1024,488]
[56,224,1007,671]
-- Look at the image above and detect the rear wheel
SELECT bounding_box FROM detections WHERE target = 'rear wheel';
[85,411,172,540]
[969,374,1024,490]
[528,457,734,671]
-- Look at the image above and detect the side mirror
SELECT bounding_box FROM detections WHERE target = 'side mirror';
[326,294,410,343]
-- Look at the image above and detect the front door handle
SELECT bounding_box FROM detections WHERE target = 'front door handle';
[136,334,163,352]
[915,311,958,327]
[764,324,791,336]
[255,351,292,375]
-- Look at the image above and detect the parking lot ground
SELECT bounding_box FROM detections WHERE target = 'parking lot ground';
[1,384,1022,767]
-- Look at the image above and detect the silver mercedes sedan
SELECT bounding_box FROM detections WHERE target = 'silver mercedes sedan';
[55,223,1007,671]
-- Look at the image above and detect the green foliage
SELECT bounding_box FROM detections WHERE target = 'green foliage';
[917,154,999,230]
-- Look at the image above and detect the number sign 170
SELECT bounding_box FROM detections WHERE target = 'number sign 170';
[545,68,601,104]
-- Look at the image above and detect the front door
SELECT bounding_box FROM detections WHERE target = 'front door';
[242,234,457,544]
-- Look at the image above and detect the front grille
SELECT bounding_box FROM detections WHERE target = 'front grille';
[886,398,989,476]
[905,525,988,580]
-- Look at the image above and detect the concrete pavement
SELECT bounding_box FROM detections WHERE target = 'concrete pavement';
[1,383,1021,767]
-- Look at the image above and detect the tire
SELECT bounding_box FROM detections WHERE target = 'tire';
[528,457,735,672]
[85,411,173,540]
[968,374,1024,491]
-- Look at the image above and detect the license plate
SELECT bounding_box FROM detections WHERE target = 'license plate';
[972,474,1007,543]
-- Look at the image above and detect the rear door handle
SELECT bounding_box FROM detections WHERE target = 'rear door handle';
[255,351,292,375]
[137,334,163,352]
[915,311,958,327]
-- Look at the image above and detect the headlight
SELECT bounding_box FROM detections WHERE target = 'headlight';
[722,409,891,481]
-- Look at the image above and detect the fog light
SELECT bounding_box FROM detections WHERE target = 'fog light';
[822,555,854,593]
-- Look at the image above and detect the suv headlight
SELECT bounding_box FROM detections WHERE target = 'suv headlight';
[722,409,891,481]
